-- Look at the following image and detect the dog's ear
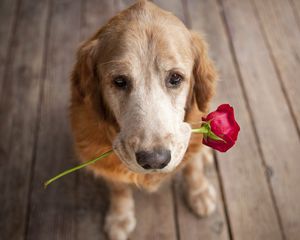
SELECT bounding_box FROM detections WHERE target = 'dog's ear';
[71,38,113,122]
[190,31,217,113]
[71,39,98,100]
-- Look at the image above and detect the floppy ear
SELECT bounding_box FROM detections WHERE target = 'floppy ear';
[71,39,98,100]
[71,38,112,122]
[190,31,217,113]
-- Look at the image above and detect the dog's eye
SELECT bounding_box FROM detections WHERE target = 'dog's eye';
[167,73,183,88]
[113,76,128,89]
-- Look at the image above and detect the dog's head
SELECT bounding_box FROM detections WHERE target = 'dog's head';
[71,1,216,173]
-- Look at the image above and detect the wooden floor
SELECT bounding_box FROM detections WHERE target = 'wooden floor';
[1,0,300,239]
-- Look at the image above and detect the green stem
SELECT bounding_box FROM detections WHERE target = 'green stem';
[44,149,113,188]
[43,122,223,188]
[191,123,210,134]
[191,128,207,134]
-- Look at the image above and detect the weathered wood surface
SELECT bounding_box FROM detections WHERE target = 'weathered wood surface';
[1,0,299,239]
[26,0,115,239]
[0,0,18,93]
[290,0,300,32]
[0,0,50,239]
[221,0,300,239]
[153,0,186,23]
[132,183,177,240]
[25,0,81,239]
[188,0,284,239]
[253,0,300,135]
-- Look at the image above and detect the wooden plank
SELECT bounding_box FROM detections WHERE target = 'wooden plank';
[131,182,177,240]
[175,170,230,240]
[153,0,185,22]
[0,0,50,239]
[116,0,186,23]
[253,0,300,134]
[75,172,109,240]
[25,0,81,239]
[290,0,300,27]
[26,1,115,239]
[81,0,115,39]
[115,0,135,13]
[187,0,284,239]
[220,0,300,239]
[0,0,18,92]
[28,0,115,238]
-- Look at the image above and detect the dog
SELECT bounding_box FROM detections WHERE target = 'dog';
[70,1,217,239]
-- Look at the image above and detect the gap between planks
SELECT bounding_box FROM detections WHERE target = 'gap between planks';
[24,0,53,238]
[216,0,285,238]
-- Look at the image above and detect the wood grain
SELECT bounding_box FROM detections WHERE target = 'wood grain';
[0,0,50,239]
[81,0,115,40]
[0,0,18,93]
[187,0,284,239]
[75,172,109,240]
[26,0,81,239]
[175,171,230,240]
[290,0,300,28]
[221,0,300,239]
[131,182,177,240]
[153,0,186,22]
[115,0,135,13]
[1,0,299,239]
[253,0,300,135]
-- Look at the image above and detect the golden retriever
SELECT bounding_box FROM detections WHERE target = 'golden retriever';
[70,1,217,239]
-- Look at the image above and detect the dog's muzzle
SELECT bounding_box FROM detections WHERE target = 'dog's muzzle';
[112,122,192,173]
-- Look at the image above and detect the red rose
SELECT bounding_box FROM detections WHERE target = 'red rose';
[201,104,240,152]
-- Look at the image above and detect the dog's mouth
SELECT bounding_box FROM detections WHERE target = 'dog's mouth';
[112,123,192,174]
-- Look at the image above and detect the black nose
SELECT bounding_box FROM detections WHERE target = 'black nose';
[135,148,171,170]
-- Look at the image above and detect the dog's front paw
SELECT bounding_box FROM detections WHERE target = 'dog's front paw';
[186,181,217,217]
[104,208,136,240]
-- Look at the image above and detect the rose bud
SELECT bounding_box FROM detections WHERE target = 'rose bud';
[192,104,240,152]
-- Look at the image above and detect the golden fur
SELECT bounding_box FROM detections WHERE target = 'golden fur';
[70,3,216,189]
[69,1,217,239]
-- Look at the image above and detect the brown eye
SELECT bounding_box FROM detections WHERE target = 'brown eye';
[113,75,128,89]
[167,73,183,88]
